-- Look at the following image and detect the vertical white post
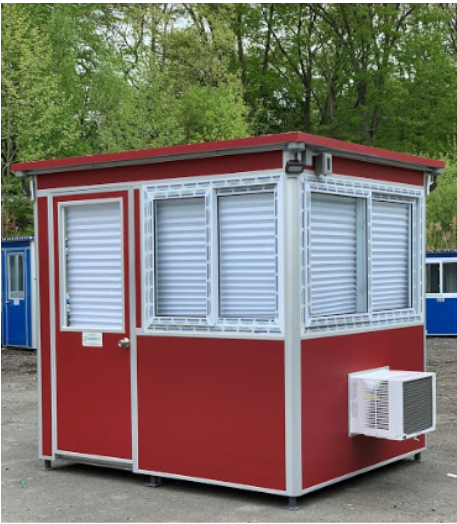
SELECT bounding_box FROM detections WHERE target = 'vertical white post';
[48,194,57,458]
[129,189,139,471]
[33,178,44,458]
[283,148,303,497]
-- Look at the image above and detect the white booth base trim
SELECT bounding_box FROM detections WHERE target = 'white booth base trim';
[134,467,287,495]
[55,450,133,466]
[300,447,425,497]
[51,448,424,498]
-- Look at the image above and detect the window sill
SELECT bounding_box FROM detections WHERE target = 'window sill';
[303,309,422,335]
[144,319,282,336]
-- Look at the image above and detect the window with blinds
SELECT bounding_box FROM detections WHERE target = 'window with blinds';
[154,197,207,318]
[372,201,411,311]
[64,201,123,329]
[218,192,276,319]
[309,193,366,317]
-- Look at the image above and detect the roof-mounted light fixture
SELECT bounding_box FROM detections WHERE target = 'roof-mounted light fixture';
[285,142,306,175]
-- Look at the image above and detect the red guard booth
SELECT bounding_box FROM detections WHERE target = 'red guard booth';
[12,132,444,506]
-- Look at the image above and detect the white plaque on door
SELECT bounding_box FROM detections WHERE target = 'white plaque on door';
[82,332,103,347]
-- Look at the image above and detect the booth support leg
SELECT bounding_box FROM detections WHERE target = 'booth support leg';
[414,452,422,462]
[287,497,300,510]
[146,475,163,488]
[43,460,52,471]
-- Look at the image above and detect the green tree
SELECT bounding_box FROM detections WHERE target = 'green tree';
[427,144,457,250]
[1,4,79,234]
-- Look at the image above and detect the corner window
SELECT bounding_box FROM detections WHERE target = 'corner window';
[8,253,24,299]
[303,178,422,331]
[309,193,367,317]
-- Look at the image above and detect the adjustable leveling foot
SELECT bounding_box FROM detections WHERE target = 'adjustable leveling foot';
[146,475,163,488]
[287,497,300,510]
[43,459,52,471]
[414,452,422,462]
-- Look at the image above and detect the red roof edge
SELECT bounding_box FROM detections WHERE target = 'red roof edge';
[11,131,445,174]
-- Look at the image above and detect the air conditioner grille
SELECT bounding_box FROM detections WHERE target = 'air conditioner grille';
[403,377,433,435]
[364,380,389,431]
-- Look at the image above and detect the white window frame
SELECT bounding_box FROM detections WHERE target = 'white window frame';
[146,190,212,328]
[426,258,457,299]
[301,174,424,334]
[141,171,283,335]
[7,252,25,300]
[304,188,370,327]
[371,194,414,314]
[58,198,126,333]
[216,186,279,323]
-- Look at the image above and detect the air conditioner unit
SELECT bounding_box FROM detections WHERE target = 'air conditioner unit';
[349,368,436,441]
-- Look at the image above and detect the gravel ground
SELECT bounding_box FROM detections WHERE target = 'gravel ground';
[2,339,457,523]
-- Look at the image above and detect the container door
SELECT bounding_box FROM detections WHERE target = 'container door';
[53,192,132,461]
[4,249,28,347]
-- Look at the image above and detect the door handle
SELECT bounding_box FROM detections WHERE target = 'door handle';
[118,337,130,349]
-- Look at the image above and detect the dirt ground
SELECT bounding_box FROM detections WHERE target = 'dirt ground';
[2,339,457,523]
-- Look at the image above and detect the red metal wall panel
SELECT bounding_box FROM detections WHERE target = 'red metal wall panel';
[37,197,53,457]
[332,157,424,186]
[37,151,283,190]
[137,337,286,491]
[301,326,425,490]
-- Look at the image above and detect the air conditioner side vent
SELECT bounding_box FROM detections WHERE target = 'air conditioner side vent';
[363,380,389,431]
[403,376,434,435]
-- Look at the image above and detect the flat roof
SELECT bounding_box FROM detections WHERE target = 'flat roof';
[2,236,34,243]
[11,131,445,176]
[427,251,457,257]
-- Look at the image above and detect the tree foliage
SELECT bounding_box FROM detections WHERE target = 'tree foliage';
[1,3,456,239]
[427,143,457,250]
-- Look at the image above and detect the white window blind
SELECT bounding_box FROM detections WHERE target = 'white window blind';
[309,193,366,317]
[65,202,123,329]
[155,197,207,318]
[372,201,411,311]
[218,192,276,319]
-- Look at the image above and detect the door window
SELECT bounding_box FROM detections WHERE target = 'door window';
[62,201,123,329]
[8,254,24,299]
